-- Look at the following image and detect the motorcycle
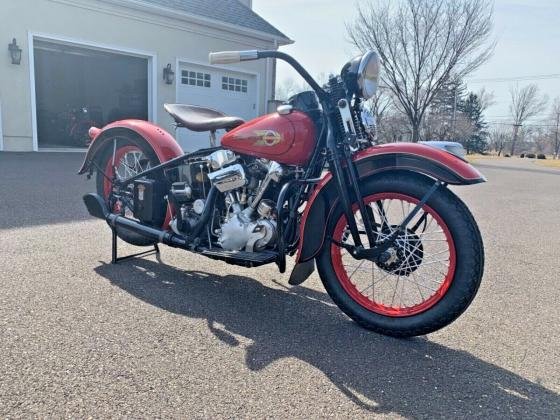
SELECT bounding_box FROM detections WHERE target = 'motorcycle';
[58,106,102,147]
[79,50,485,337]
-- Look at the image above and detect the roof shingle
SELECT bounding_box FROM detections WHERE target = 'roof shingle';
[140,0,289,40]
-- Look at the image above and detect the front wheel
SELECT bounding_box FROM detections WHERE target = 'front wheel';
[317,172,484,337]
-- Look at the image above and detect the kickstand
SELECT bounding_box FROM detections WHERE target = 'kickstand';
[111,228,160,264]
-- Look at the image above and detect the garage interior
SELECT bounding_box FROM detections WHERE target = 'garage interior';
[33,40,148,149]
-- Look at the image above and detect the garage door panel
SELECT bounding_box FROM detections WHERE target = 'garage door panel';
[34,40,148,149]
[177,63,257,151]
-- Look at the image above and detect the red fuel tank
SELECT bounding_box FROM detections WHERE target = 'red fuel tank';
[221,110,316,166]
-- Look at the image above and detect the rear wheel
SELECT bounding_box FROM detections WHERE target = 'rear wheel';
[95,135,166,246]
[317,173,484,337]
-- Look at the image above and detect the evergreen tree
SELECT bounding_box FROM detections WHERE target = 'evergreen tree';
[426,77,467,141]
[458,93,489,154]
[430,77,467,117]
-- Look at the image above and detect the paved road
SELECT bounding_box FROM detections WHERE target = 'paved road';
[1,152,559,418]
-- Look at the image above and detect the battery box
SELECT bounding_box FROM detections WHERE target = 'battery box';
[133,179,166,224]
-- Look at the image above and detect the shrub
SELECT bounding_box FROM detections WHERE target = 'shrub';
[520,153,525,158]
[526,153,536,158]
[504,154,511,157]
[537,154,547,159]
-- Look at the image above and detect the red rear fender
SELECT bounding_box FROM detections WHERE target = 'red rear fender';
[78,120,183,174]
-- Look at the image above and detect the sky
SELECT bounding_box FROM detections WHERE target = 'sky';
[253,0,560,126]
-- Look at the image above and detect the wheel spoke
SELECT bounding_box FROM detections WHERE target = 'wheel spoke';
[413,271,445,286]
[417,229,444,237]
[348,260,366,279]
[399,274,406,307]
[403,276,438,293]
[391,275,400,306]
[371,262,375,301]
[359,269,391,294]
[412,272,425,301]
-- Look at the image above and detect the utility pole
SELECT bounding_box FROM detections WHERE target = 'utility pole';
[451,86,458,140]
[511,123,522,156]
[554,111,560,159]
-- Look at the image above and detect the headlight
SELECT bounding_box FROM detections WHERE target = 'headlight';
[357,51,381,100]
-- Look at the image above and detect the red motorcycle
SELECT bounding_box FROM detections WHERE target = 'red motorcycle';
[79,50,485,337]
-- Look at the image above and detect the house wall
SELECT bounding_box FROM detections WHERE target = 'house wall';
[0,0,277,151]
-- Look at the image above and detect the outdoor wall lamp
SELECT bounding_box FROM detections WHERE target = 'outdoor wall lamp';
[163,63,175,85]
[8,38,22,65]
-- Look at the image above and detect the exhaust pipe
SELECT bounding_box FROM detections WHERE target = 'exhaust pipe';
[82,193,187,248]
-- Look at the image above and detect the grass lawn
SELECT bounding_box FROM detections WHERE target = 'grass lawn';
[466,154,507,163]
[535,158,560,169]
[466,154,560,170]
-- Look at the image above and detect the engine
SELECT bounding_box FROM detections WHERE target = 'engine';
[169,149,282,253]
[218,196,277,252]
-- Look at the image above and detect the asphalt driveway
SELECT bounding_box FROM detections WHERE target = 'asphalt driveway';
[0,152,559,418]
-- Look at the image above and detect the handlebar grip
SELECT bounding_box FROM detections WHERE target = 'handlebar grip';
[209,50,259,65]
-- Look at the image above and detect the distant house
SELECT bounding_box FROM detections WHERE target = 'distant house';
[0,0,291,152]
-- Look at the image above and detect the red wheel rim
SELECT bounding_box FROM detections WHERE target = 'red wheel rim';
[330,192,456,317]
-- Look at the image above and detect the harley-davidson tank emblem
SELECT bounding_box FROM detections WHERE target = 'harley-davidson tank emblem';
[254,130,282,146]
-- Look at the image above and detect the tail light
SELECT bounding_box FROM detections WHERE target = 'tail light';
[88,127,101,140]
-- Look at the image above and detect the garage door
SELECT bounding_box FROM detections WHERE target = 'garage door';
[176,63,257,151]
[34,40,148,149]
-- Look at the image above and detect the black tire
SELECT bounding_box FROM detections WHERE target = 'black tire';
[316,172,484,337]
[95,134,166,247]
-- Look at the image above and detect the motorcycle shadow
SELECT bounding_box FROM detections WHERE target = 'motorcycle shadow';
[94,258,559,417]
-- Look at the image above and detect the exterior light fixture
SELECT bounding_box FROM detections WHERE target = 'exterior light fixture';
[163,63,175,85]
[8,38,22,65]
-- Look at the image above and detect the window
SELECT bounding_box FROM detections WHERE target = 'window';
[222,76,248,93]
[182,70,211,87]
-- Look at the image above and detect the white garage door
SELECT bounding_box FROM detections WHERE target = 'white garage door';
[176,63,258,151]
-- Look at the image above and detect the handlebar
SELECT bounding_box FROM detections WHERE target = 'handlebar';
[208,50,327,101]
[209,50,258,65]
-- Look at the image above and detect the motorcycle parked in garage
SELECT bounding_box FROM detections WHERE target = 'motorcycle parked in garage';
[79,50,485,337]
[59,105,103,147]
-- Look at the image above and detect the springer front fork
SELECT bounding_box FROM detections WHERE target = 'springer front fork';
[329,100,377,249]
[327,127,443,262]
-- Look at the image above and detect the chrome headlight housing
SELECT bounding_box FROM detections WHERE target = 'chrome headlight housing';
[357,51,381,100]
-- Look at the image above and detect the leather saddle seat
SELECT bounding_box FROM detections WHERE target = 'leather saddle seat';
[164,104,245,132]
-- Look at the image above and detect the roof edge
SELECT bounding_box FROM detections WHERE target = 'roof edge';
[100,0,294,45]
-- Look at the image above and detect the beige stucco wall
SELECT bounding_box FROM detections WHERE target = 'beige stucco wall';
[0,0,278,151]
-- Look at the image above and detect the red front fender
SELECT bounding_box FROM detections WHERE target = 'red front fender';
[78,119,183,175]
[352,143,485,183]
[295,143,485,263]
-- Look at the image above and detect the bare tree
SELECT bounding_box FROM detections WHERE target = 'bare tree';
[275,78,304,101]
[275,73,330,102]
[508,84,548,155]
[423,112,474,144]
[348,0,494,142]
[365,88,394,126]
[489,126,509,157]
[377,109,412,143]
[550,97,560,159]
[477,87,495,112]
[531,127,552,155]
